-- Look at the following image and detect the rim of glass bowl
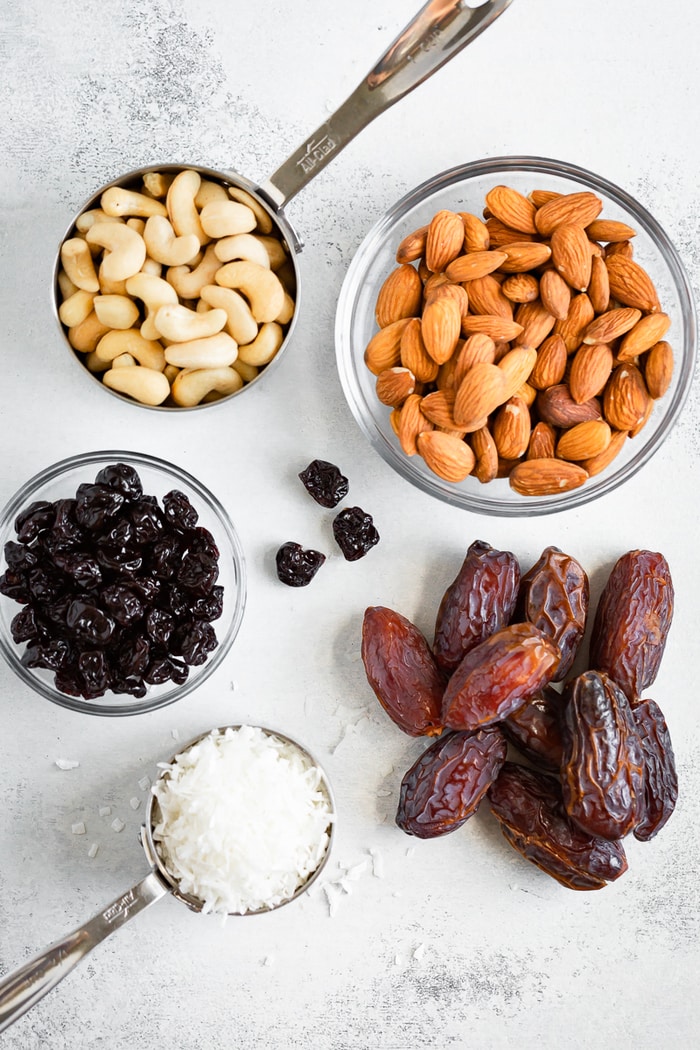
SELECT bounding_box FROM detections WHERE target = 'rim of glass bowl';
[335,155,698,516]
[0,450,247,716]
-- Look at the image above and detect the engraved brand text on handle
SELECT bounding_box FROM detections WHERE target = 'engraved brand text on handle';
[296,135,337,175]
[103,889,137,924]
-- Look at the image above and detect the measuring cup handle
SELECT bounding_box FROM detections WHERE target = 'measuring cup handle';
[0,871,168,1034]
[259,0,512,208]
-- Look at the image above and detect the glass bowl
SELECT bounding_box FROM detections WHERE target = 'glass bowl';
[0,450,247,715]
[335,155,697,515]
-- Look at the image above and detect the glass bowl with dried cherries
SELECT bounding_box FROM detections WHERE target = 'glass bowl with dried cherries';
[335,156,697,515]
[0,451,246,715]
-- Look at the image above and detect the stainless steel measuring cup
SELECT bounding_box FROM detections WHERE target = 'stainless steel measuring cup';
[53,0,513,410]
[0,726,335,1033]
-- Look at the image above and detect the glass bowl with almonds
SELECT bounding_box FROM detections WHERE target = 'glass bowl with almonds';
[335,156,697,515]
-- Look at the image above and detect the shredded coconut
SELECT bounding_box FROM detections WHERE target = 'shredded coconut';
[98,806,111,817]
[129,797,141,810]
[369,848,385,878]
[152,726,334,916]
[55,759,79,771]
[138,776,151,792]
[111,817,125,832]
[88,842,99,859]
[71,822,86,835]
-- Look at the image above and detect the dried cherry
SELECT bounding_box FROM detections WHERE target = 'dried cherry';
[396,727,507,838]
[432,540,520,676]
[298,460,349,508]
[275,542,326,587]
[333,507,379,561]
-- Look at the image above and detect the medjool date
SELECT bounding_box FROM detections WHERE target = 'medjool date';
[631,697,678,842]
[502,685,564,771]
[432,540,520,676]
[518,546,589,680]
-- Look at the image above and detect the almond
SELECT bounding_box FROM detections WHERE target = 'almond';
[421,296,461,364]
[397,393,433,456]
[550,223,592,292]
[445,251,508,283]
[423,271,451,297]
[485,185,538,235]
[426,281,470,324]
[400,318,439,383]
[492,396,532,459]
[501,273,540,303]
[605,255,660,312]
[605,240,634,260]
[470,426,499,483]
[453,362,508,430]
[586,219,637,243]
[375,263,423,327]
[529,189,562,208]
[515,380,537,408]
[425,210,466,273]
[588,254,610,314]
[581,428,629,477]
[465,275,513,319]
[644,340,674,398]
[417,430,475,483]
[485,217,537,248]
[364,318,412,375]
[436,353,461,393]
[420,389,460,429]
[509,458,589,496]
[537,384,602,427]
[553,293,595,353]
[629,396,653,438]
[603,363,651,430]
[375,366,416,407]
[535,191,603,236]
[617,312,671,361]
[460,315,524,342]
[453,333,497,385]
[529,334,568,390]
[539,269,571,320]
[498,241,552,273]
[459,212,490,252]
[568,343,613,403]
[556,419,611,461]
[527,421,556,459]
[395,224,428,265]
[514,300,556,349]
[498,346,538,399]
[582,307,642,345]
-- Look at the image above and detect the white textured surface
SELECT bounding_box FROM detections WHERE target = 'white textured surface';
[1,1,699,1046]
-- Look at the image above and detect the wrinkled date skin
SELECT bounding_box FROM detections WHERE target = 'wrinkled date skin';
[488,762,628,890]
[518,546,589,681]
[441,622,559,732]
[396,727,507,838]
[502,684,565,772]
[362,606,444,737]
[432,540,520,676]
[590,550,674,702]
[631,697,678,842]
[560,671,645,840]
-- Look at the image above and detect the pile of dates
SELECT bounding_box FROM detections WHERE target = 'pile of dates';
[0,463,223,700]
[361,541,677,890]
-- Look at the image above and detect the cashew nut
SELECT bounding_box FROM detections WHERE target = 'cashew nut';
[140,257,163,277]
[58,289,95,328]
[164,332,238,370]
[171,366,243,407]
[94,329,166,371]
[154,303,227,342]
[166,244,221,300]
[68,311,111,352]
[97,259,128,295]
[199,200,257,239]
[86,223,147,282]
[101,186,168,219]
[60,238,100,292]
[275,291,295,326]
[92,294,141,330]
[112,353,137,368]
[126,218,146,236]
[75,209,124,233]
[256,235,290,270]
[194,180,228,209]
[143,215,200,267]
[57,269,78,300]
[215,260,285,322]
[199,285,258,345]
[142,171,174,199]
[228,186,273,234]
[163,364,180,384]
[213,233,270,267]
[125,271,179,340]
[237,322,284,366]
[166,169,207,245]
[103,365,171,406]
[232,358,259,384]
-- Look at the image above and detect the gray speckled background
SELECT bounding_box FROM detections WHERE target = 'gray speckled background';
[1,1,699,1047]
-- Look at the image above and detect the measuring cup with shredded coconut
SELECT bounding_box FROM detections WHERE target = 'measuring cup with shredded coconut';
[0,725,334,1033]
[151,725,335,915]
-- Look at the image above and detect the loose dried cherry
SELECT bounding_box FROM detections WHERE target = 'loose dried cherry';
[275,542,326,587]
[298,460,349,508]
[332,506,380,561]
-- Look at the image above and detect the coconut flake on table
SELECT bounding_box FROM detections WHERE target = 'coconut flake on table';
[71,821,86,835]
[151,725,334,916]
[55,759,80,771]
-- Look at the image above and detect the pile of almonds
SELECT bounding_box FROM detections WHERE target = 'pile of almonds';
[364,185,673,496]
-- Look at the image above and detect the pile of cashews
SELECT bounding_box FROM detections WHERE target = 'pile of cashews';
[56,169,296,407]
